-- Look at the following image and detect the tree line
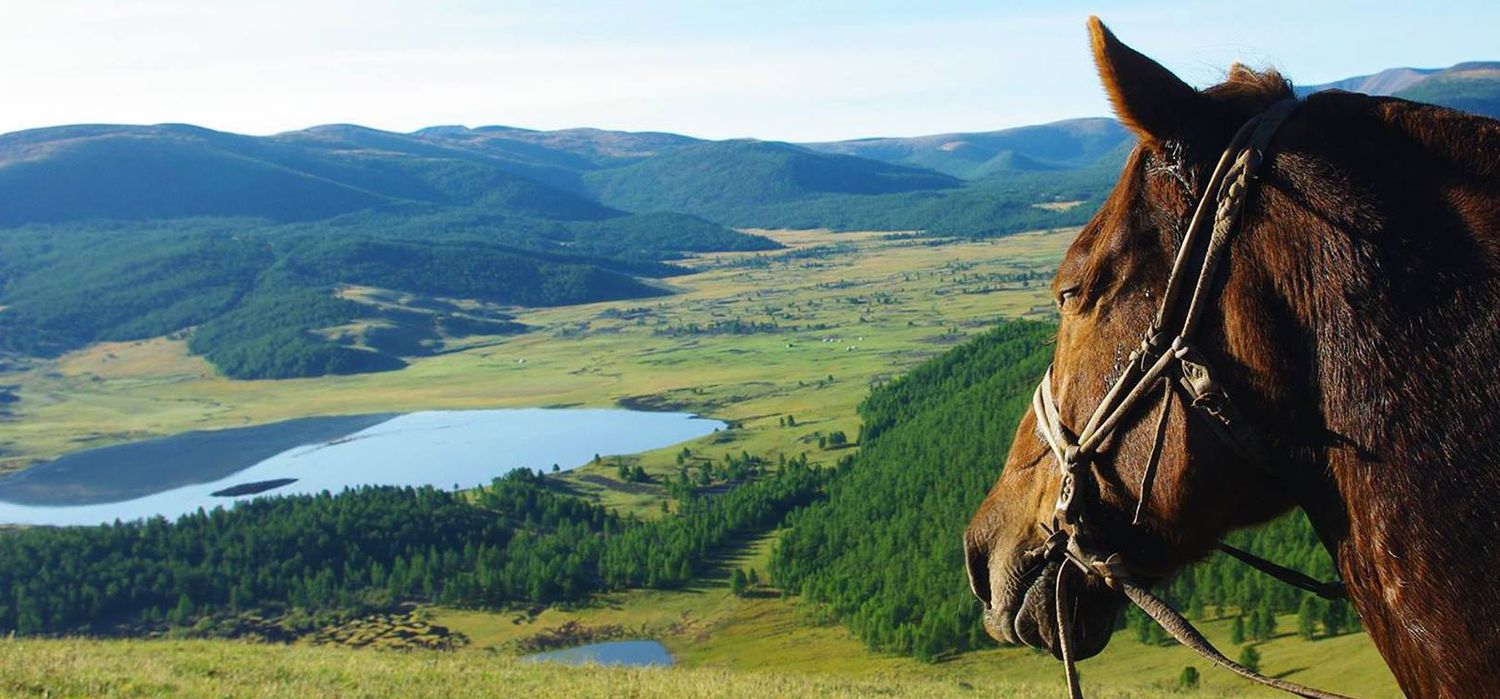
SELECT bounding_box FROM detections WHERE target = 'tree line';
[0,461,826,636]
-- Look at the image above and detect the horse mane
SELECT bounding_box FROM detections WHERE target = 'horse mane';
[1205,63,1293,112]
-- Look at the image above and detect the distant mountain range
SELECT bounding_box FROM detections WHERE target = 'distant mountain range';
[0,60,1494,380]
[1300,61,1499,96]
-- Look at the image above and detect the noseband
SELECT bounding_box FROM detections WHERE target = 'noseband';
[1027,98,1359,699]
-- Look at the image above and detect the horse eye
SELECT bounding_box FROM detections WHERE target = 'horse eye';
[1057,285,1081,310]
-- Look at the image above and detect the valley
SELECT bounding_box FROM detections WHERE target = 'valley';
[0,227,1063,477]
[0,226,1401,697]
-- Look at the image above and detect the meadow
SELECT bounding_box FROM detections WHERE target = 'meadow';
[0,227,1400,696]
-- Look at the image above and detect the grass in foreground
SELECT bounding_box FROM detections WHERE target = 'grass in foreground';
[0,637,1171,699]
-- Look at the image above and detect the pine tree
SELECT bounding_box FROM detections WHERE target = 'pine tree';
[1322,599,1347,637]
[168,593,194,626]
[1238,645,1262,673]
[1297,597,1318,640]
[1230,615,1246,645]
[730,568,748,597]
[1177,666,1200,690]
[1255,601,1277,640]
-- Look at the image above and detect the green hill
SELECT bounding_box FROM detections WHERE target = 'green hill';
[0,123,779,379]
[0,124,620,226]
[0,216,737,378]
[1393,64,1500,118]
[416,125,701,169]
[582,140,962,222]
[802,118,1131,180]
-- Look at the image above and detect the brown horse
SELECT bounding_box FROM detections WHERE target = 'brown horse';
[963,17,1500,699]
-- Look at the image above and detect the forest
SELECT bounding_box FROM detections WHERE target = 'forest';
[770,320,1356,662]
[0,209,768,379]
[0,460,827,636]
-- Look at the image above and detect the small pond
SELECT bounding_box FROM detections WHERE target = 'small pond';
[0,409,723,527]
[522,640,674,667]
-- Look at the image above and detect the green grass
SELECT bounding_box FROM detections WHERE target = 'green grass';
[0,636,1182,699]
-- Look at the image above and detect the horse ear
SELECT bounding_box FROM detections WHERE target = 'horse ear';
[1088,17,1209,142]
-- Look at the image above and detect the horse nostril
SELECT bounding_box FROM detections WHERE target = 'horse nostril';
[964,531,993,610]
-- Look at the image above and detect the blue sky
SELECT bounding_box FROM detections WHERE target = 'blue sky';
[2,1,1496,140]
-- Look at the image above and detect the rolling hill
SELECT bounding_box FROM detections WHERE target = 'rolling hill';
[802,117,1132,180]
[581,139,963,222]
[0,123,619,226]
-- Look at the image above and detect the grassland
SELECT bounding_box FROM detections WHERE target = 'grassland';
[0,227,1401,696]
[0,637,1179,699]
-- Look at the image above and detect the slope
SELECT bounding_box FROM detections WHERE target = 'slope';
[581,140,961,223]
[802,118,1131,180]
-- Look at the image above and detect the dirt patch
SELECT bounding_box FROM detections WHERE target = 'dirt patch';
[575,474,661,495]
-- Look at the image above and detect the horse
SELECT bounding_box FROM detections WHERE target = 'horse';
[963,17,1500,699]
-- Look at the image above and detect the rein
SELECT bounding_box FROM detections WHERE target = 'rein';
[1028,98,1359,699]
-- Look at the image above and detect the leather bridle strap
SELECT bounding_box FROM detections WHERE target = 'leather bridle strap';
[1036,524,1356,699]
[1120,580,1355,699]
[1034,100,1303,529]
[1028,98,1361,699]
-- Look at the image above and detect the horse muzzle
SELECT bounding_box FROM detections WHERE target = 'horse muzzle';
[985,558,1122,661]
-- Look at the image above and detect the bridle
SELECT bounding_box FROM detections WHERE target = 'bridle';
[1026,98,1359,699]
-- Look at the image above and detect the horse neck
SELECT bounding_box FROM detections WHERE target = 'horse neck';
[1261,94,1500,694]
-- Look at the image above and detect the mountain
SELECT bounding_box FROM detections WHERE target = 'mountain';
[1299,61,1500,119]
[0,123,620,226]
[581,139,962,223]
[1392,62,1500,119]
[416,125,701,169]
[802,118,1132,180]
[1298,67,1443,96]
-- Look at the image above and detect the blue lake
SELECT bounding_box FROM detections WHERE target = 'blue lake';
[523,640,674,667]
[0,409,723,527]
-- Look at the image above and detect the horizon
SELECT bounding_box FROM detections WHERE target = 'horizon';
[4,1,1498,142]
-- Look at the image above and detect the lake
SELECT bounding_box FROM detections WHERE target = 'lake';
[522,640,674,667]
[0,409,723,527]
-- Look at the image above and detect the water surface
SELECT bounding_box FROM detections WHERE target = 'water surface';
[0,409,722,527]
[523,640,674,667]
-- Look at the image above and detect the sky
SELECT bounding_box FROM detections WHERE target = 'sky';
[2,1,1496,141]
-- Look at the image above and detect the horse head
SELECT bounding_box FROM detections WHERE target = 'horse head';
[963,18,1310,660]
